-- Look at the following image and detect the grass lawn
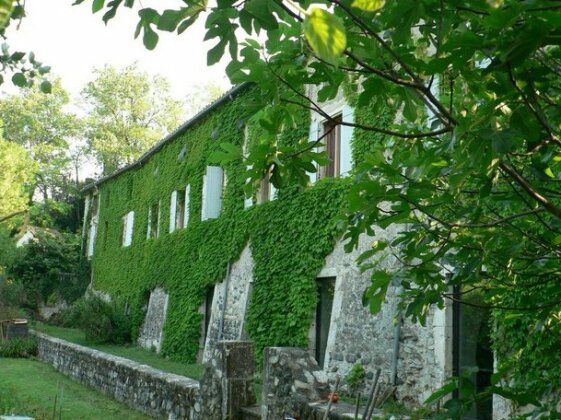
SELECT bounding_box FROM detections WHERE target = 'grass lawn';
[33,323,204,380]
[0,358,154,420]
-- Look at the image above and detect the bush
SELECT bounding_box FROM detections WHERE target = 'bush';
[0,337,37,358]
[48,297,87,328]
[79,296,131,344]
[8,232,90,311]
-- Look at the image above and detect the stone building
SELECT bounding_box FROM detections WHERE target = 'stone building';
[81,82,494,417]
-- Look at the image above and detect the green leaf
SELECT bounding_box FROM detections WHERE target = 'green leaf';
[303,8,346,65]
[92,0,105,13]
[207,38,227,65]
[424,381,457,404]
[11,72,26,87]
[544,167,555,178]
[40,80,52,94]
[351,0,385,12]
[142,25,159,50]
[0,0,13,28]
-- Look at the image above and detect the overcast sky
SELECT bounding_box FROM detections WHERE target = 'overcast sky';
[4,0,230,102]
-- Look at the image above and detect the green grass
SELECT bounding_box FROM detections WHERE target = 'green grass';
[0,358,154,419]
[33,323,204,380]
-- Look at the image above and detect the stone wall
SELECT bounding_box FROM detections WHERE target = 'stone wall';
[35,332,200,419]
[320,233,449,405]
[138,287,169,353]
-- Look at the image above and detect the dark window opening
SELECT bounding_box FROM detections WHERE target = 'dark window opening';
[148,202,159,239]
[203,287,214,342]
[176,189,186,229]
[319,115,342,179]
[315,277,336,368]
[258,171,271,204]
[452,285,494,419]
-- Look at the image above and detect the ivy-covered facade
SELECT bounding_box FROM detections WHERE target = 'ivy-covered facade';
[81,83,492,410]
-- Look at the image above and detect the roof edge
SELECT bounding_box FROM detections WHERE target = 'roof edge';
[82,82,252,192]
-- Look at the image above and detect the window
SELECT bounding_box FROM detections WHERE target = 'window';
[256,168,278,204]
[314,277,336,368]
[201,166,223,220]
[169,186,190,233]
[147,202,160,239]
[122,211,134,247]
[318,115,342,179]
[257,173,271,204]
[203,287,214,343]
[452,286,493,419]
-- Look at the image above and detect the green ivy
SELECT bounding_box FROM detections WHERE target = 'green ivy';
[90,85,351,362]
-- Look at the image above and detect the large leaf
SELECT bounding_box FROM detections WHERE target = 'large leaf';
[0,0,13,28]
[303,8,346,64]
[351,0,385,12]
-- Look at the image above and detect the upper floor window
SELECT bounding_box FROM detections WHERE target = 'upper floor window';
[256,169,277,204]
[318,114,342,179]
[122,211,134,247]
[170,185,190,233]
[202,166,223,221]
[147,202,160,239]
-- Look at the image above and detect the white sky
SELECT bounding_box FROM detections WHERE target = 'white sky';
[4,0,231,102]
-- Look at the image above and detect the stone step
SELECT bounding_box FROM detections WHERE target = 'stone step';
[241,405,261,420]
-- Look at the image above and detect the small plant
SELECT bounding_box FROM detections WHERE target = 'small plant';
[0,337,37,358]
[346,363,366,394]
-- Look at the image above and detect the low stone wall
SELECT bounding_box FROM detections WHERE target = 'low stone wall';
[34,332,200,419]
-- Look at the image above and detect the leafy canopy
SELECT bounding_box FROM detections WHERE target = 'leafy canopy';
[81,63,184,175]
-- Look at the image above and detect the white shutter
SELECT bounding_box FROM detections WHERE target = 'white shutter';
[87,223,96,257]
[124,211,134,247]
[146,207,152,239]
[340,105,354,177]
[201,174,207,221]
[270,182,277,201]
[86,194,100,257]
[184,185,190,225]
[169,191,177,233]
[308,121,320,184]
[202,166,223,220]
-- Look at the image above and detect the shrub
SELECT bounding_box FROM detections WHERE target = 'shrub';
[48,297,87,328]
[80,296,131,344]
[8,232,90,311]
[0,337,37,358]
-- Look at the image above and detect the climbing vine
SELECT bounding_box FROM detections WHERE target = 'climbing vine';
[90,84,351,362]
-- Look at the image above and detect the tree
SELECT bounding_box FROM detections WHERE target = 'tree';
[0,139,34,223]
[82,63,184,175]
[80,0,561,414]
[184,81,225,118]
[0,79,80,203]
